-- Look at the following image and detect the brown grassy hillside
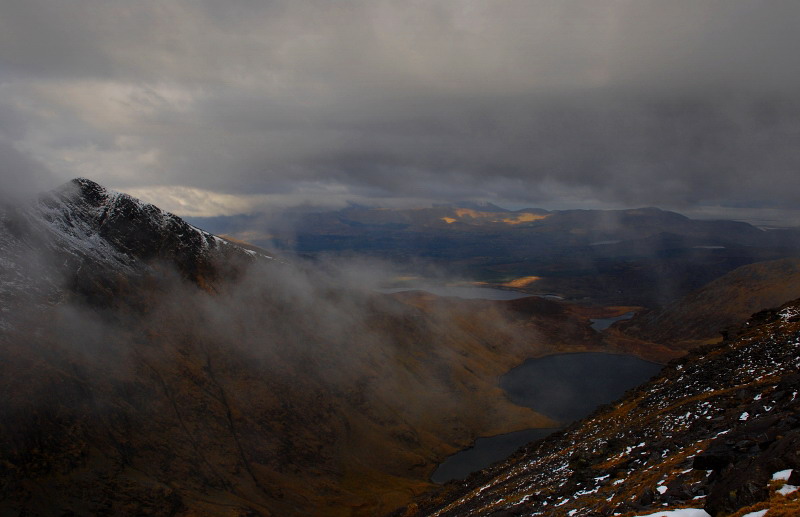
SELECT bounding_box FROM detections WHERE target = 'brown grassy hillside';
[1,256,617,516]
[610,257,800,354]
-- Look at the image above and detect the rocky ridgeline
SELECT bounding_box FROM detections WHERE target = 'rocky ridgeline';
[396,300,800,517]
[0,178,271,315]
[40,178,272,275]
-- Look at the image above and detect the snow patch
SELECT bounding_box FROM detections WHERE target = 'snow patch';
[740,511,768,517]
[634,509,710,517]
[773,469,793,481]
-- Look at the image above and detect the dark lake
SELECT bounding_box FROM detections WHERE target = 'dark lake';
[590,311,636,331]
[431,428,556,483]
[500,352,662,423]
[431,352,662,483]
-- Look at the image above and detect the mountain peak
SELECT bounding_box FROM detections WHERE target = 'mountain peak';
[63,177,111,203]
[11,178,274,299]
[70,177,104,189]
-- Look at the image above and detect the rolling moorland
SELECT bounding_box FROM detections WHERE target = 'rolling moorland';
[1,179,799,516]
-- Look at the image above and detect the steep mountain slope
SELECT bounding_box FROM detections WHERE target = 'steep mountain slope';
[610,258,800,352]
[0,179,614,516]
[396,299,800,517]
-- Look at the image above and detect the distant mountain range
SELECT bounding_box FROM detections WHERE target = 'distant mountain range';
[190,204,800,308]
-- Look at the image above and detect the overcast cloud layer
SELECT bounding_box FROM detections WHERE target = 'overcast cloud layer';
[1,1,799,222]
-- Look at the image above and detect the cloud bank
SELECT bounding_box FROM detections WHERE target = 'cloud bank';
[1,1,799,219]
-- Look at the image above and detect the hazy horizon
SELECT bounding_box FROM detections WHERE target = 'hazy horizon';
[2,1,800,225]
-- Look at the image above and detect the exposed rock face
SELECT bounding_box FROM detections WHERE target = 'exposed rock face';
[395,300,800,516]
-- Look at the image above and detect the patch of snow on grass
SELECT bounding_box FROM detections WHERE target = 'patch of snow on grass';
[740,511,767,517]
[634,509,710,517]
[773,469,793,481]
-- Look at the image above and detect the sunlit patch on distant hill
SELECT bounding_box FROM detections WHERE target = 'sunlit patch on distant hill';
[441,209,550,225]
[501,212,549,224]
[501,276,542,288]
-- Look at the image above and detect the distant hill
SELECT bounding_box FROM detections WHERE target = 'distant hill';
[611,257,800,351]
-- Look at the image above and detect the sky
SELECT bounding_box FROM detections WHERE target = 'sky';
[1,1,800,224]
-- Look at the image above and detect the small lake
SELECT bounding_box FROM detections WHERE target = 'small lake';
[432,352,662,483]
[500,353,662,423]
[590,311,636,331]
[431,428,557,483]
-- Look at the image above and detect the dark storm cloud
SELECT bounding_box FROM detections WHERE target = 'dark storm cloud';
[1,1,799,217]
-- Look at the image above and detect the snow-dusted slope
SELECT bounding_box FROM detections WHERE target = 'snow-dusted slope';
[37,177,272,266]
[399,300,800,517]
[0,178,272,326]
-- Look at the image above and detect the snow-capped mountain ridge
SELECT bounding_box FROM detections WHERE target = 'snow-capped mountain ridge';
[38,178,272,268]
[0,178,272,325]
